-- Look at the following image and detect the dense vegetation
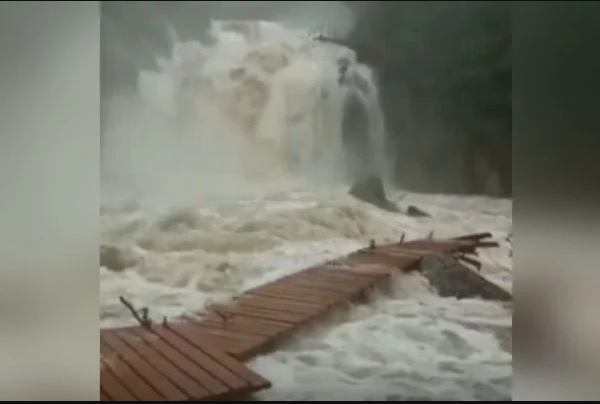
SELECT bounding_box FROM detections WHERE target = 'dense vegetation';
[345,1,511,196]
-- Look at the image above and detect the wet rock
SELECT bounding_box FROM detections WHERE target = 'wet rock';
[420,256,512,302]
[348,175,399,212]
[100,245,138,272]
[405,205,431,218]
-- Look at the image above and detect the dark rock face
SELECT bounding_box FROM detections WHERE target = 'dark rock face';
[348,176,436,219]
[420,256,512,302]
[348,175,399,212]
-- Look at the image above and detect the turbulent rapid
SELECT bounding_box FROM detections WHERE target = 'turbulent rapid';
[100,20,512,401]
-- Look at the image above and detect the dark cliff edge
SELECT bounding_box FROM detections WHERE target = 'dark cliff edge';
[344,1,512,197]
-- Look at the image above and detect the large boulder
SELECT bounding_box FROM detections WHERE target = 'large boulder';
[406,205,431,218]
[420,256,512,302]
[348,175,399,212]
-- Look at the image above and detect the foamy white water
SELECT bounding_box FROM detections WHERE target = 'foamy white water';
[101,20,512,401]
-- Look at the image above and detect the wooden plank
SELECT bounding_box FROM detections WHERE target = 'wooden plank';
[250,286,347,305]
[117,329,211,400]
[101,346,164,401]
[353,255,415,268]
[100,389,111,401]
[103,330,186,401]
[287,276,364,294]
[320,261,382,277]
[100,360,137,401]
[293,270,365,287]
[100,340,112,356]
[366,249,440,262]
[182,319,267,344]
[307,267,387,286]
[345,253,418,269]
[100,332,118,356]
[152,326,249,391]
[226,304,308,323]
[236,294,324,315]
[195,335,250,356]
[129,328,230,398]
[393,241,463,252]
[191,314,293,337]
[256,280,351,297]
[452,231,492,240]
[170,325,271,389]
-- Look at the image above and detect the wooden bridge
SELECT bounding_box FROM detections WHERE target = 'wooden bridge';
[100,232,501,401]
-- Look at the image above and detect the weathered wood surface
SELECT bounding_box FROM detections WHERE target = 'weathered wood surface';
[100,326,271,401]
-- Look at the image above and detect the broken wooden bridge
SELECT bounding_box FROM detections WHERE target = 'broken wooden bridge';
[100,232,505,401]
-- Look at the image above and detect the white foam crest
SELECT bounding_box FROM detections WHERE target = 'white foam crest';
[101,189,511,322]
[250,273,511,401]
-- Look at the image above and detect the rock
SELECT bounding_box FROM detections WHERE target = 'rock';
[420,256,512,302]
[100,245,138,272]
[406,205,431,218]
[348,175,399,212]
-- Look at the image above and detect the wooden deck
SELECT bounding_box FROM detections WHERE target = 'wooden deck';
[100,232,499,401]
[100,326,271,401]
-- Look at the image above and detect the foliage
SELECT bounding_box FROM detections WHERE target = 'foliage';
[346,1,512,195]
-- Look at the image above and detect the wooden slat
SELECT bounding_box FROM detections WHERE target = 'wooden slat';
[101,346,163,401]
[226,303,308,323]
[320,261,382,277]
[100,341,112,356]
[118,329,211,399]
[152,326,249,391]
[452,232,492,241]
[169,324,271,388]
[291,269,365,287]
[391,240,458,250]
[100,390,111,401]
[285,276,364,294]
[183,320,266,344]
[236,294,323,315]
[306,269,387,290]
[129,327,230,398]
[100,360,137,401]
[307,266,379,281]
[195,335,250,355]
[103,330,186,401]
[189,314,292,337]
[257,279,350,297]
[361,247,428,259]
[251,285,347,305]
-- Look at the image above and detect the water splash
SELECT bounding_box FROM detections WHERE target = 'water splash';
[138,20,388,185]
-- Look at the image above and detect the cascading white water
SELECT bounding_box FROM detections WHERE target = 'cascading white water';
[138,20,388,184]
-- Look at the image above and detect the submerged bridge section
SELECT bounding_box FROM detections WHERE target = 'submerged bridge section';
[100,232,501,401]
